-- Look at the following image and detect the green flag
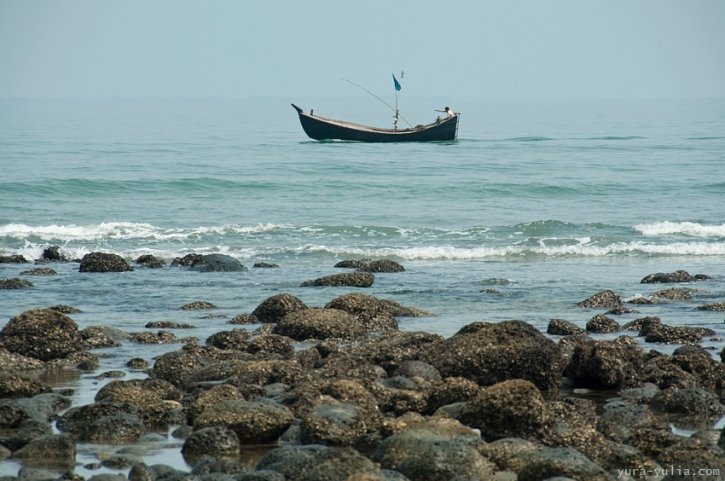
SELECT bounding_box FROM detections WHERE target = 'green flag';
[392,74,401,92]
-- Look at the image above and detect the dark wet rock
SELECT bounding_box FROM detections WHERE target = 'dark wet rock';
[657,437,725,481]
[545,397,612,465]
[652,287,693,301]
[626,295,656,305]
[190,254,248,272]
[516,446,612,481]
[135,254,166,268]
[671,345,725,390]
[49,304,83,314]
[253,262,280,268]
[638,352,698,390]
[2,417,53,451]
[356,259,405,273]
[0,255,28,263]
[228,313,259,324]
[57,402,146,442]
[172,253,203,266]
[0,308,83,361]
[547,319,585,336]
[640,270,698,283]
[149,342,211,387]
[206,328,251,350]
[0,374,51,398]
[145,321,195,329]
[301,271,375,288]
[621,316,657,331]
[252,293,308,323]
[81,326,123,349]
[300,397,376,447]
[180,300,216,310]
[79,252,132,272]
[257,444,383,481]
[127,358,149,370]
[619,383,660,404]
[186,384,245,424]
[42,246,67,262]
[182,426,240,457]
[426,377,481,414]
[0,349,44,372]
[596,399,667,445]
[272,308,366,341]
[334,259,370,269]
[697,302,725,311]
[130,330,180,344]
[245,334,295,357]
[19,267,56,276]
[585,314,621,333]
[0,398,30,428]
[460,379,548,441]
[478,437,540,473]
[94,378,181,415]
[0,278,33,289]
[605,305,635,315]
[651,386,725,417]
[326,292,430,325]
[372,417,493,481]
[565,337,644,388]
[577,290,622,309]
[11,433,76,466]
[194,399,293,444]
[420,320,563,390]
[638,317,714,344]
[392,360,441,383]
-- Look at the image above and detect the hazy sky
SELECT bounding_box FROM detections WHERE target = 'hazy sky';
[1,0,724,100]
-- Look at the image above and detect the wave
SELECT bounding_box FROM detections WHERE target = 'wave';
[634,221,725,238]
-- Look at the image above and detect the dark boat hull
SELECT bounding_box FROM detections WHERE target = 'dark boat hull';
[292,104,459,142]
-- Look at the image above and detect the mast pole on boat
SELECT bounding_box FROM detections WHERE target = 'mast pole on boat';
[342,77,412,128]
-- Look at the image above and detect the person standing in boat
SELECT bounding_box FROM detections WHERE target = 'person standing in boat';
[444,106,455,118]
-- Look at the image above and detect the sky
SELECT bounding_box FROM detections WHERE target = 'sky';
[1,0,724,100]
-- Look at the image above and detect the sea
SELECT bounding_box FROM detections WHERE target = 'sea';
[1,96,724,475]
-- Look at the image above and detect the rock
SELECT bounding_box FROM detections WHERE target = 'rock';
[41,246,67,262]
[252,293,308,323]
[0,255,28,263]
[180,300,216,310]
[652,287,693,301]
[596,399,666,445]
[638,317,714,344]
[0,374,52,398]
[19,267,56,276]
[651,386,725,417]
[272,308,366,341]
[301,272,375,288]
[697,302,725,311]
[356,259,405,273]
[335,259,371,269]
[516,446,612,481]
[325,293,430,330]
[127,358,149,370]
[460,379,548,441]
[565,337,644,388]
[585,314,621,333]
[372,417,494,481]
[256,444,383,481]
[79,252,132,272]
[0,348,45,371]
[145,321,195,329]
[420,320,563,390]
[2,417,52,451]
[671,345,725,391]
[190,254,248,272]
[130,331,179,344]
[547,319,585,336]
[57,402,146,442]
[0,278,33,289]
[640,270,697,283]
[172,253,203,266]
[81,326,124,348]
[0,308,83,361]
[657,437,725,481]
[577,290,622,309]
[206,328,251,350]
[300,397,372,447]
[194,400,293,444]
[135,254,166,268]
[392,360,441,383]
[11,433,76,466]
[426,377,481,414]
[182,426,240,457]
[228,313,260,324]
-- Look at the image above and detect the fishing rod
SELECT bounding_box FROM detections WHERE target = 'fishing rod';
[342,78,413,128]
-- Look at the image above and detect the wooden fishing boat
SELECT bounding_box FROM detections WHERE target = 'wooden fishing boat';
[291,104,459,143]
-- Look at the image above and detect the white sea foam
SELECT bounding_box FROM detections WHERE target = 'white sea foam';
[634,221,725,238]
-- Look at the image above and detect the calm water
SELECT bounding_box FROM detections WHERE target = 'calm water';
[1,97,724,475]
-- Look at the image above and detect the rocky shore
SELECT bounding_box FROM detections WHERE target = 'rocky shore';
[1,252,724,481]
